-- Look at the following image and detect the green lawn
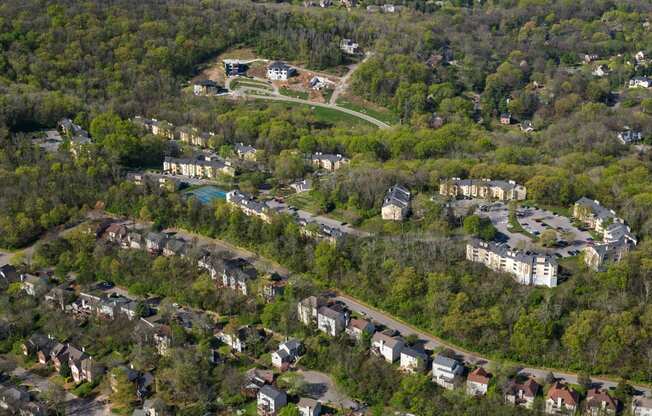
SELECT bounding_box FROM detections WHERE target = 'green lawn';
[335,97,399,125]
[279,87,309,100]
[261,100,376,128]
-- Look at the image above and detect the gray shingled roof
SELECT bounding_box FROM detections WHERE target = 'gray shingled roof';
[259,385,285,400]
[383,185,411,208]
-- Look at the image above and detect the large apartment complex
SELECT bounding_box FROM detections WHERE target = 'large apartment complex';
[466,239,558,287]
[440,178,527,201]
[163,156,236,178]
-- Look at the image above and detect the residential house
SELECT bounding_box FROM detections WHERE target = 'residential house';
[317,305,348,336]
[372,332,405,363]
[340,39,359,54]
[400,347,428,373]
[267,62,295,81]
[504,378,540,409]
[311,152,349,171]
[466,367,492,396]
[141,398,171,416]
[297,296,324,326]
[0,384,45,415]
[198,251,225,280]
[105,223,129,246]
[50,343,69,372]
[218,325,262,353]
[193,79,223,96]
[152,324,172,356]
[132,116,155,133]
[432,354,464,390]
[592,64,609,77]
[381,185,411,221]
[466,240,558,287]
[163,156,235,178]
[145,232,167,254]
[44,283,76,311]
[163,238,188,257]
[150,119,175,140]
[290,179,312,193]
[128,231,144,250]
[223,59,247,77]
[298,219,344,245]
[243,368,275,398]
[545,382,579,415]
[298,398,322,416]
[261,273,287,302]
[439,178,527,201]
[226,190,272,223]
[632,395,652,416]
[618,130,643,144]
[22,334,55,364]
[271,339,302,371]
[340,0,356,9]
[235,142,257,161]
[629,76,652,88]
[319,0,332,6]
[500,113,512,125]
[585,388,618,416]
[68,345,102,383]
[20,274,51,297]
[583,54,599,63]
[257,385,287,416]
[381,4,401,12]
[309,76,334,90]
[346,318,375,341]
[520,120,534,133]
[221,258,257,295]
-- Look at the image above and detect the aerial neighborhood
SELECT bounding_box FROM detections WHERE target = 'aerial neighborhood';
[2,0,652,415]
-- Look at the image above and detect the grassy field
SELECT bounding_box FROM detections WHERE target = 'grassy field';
[336,96,400,125]
[279,87,309,100]
[260,100,377,128]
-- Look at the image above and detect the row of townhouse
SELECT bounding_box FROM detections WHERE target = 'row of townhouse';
[466,239,559,287]
[69,290,146,321]
[105,221,286,301]
[439,178,527,201]
[21,334,104,384]
[295,295,627,415]
[573,197,638,271]
[226,190,273,223]
[163,155,236,178]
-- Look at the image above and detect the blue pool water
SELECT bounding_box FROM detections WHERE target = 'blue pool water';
[185,186,227,204]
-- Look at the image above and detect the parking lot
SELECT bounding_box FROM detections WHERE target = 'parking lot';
[477,203,593,257]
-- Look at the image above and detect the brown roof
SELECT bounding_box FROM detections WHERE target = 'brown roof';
[467,367,492,384]
[547,382,579,405]
[507,378,540,398]
[586,388,617,410]
[349,318,371,330]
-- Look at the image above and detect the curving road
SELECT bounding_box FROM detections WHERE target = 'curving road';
[334,293,652,396]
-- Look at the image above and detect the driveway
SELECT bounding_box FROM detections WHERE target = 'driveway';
[329,52,372,105]
[334,294,652,397]
[296,370,358,410]
[0,250,11,266]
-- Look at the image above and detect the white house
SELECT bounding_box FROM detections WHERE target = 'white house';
[257,385,287,416]
[267,62,295,81]
[271,340,302,371]
[317,306,347,336]
[399,347,429,373]
[432,354,464,390]
[371,332,404,363]
[340,39,359,54]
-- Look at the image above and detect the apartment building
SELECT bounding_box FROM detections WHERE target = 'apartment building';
[163,156,236,178]
[439,178,527,201]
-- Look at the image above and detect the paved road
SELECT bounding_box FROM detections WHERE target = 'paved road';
[335,294,652,396]
[266,200,370,238]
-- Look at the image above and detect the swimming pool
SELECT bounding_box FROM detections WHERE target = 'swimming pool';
[185,186,227,204]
